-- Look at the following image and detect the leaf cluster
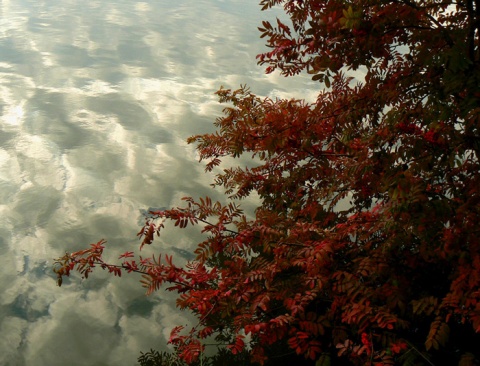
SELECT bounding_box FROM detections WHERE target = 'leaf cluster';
[55,1,480,365]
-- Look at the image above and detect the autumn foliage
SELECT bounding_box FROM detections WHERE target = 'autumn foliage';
[54,1,480,365]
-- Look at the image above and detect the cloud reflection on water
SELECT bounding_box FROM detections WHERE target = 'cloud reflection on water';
[0,0,318,365]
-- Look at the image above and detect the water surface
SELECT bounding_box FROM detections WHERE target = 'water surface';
[0,1,317,365]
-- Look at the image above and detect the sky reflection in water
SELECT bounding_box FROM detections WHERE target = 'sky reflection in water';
[0,1,317,365]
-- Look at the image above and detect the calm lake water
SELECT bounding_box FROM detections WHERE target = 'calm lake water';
[0,1,317,365]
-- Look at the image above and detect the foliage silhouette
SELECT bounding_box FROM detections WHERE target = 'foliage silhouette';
[55,1,480,365]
